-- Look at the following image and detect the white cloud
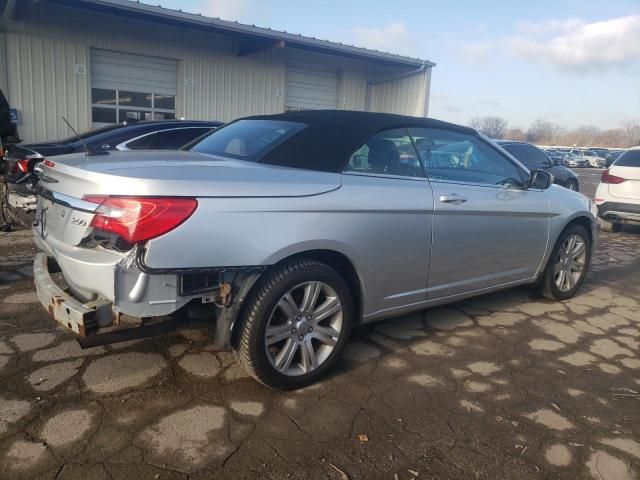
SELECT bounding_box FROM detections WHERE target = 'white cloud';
[515,17,584,35]
[351,22,416,57]
[458,41,493,64]
[508,15,640,71]
[477,98,501,107]
[429,92,462,115]
[200,0,253,22]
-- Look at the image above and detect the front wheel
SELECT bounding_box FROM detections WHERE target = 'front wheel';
[235,258,353,389]
[539,224,591,300]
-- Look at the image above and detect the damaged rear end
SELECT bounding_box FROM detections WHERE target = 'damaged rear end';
[32,153,265,348]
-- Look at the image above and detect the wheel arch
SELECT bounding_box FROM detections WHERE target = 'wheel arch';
[229,248,365,349]
[268,249,364,324]
[564,215,595,245]
[535,213,596,285]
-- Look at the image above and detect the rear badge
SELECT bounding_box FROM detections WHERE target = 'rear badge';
[71,217,87,226]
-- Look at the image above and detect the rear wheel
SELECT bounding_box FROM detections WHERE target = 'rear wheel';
[598,217,622,233]
[539,224,591,300]
[235,258,353,389]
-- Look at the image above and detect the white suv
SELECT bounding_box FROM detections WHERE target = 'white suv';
[595,147,640,232]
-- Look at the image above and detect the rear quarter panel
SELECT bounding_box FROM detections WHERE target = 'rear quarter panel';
[144,174,434,318]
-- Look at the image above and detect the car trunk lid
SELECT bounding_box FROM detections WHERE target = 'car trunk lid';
[37,150,342,198]
[34,150,342,247]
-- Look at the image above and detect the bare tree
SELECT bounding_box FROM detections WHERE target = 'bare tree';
[469,116,508,139]
[469,117,636,148]
[622,119,640,146]
[503,127,526,141]
[526,118,564,144]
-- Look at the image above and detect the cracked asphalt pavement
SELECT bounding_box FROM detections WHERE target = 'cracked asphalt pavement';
[0,169,638,480]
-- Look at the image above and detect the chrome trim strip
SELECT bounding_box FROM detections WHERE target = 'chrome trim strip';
[38,188,99,213]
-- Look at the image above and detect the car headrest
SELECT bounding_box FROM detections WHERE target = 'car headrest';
[367,139,400,174]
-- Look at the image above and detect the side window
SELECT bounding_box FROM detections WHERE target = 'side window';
[409,128,526,187]
[344,128,424,178]
[150,127,213,150]
[124,132,155,150]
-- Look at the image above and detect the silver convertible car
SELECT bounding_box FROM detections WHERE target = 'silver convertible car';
[32,111,598,388]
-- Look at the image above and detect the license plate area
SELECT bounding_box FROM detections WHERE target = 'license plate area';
[36,195,94,245]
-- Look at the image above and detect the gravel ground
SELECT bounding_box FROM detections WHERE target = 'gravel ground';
[0,169,638,480]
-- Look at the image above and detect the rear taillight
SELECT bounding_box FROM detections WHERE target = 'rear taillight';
[16,159,30,173]
[83,196,198,243]
[601,169,626,184]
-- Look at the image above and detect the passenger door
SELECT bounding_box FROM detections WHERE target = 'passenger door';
[342,128,434,317]
[409,128,549,300]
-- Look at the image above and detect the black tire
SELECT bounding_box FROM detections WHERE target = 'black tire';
[235,258,353,389]
[598,217,622,233]
[566,180,579,192]
[539,224,591,300]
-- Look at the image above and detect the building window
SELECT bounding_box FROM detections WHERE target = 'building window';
[91,88,176,125]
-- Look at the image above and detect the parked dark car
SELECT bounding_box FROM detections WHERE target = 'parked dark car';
[496,140,580,191]
[605,149,626,168]
[2,120,221,223]
[4,120,221,202]
[545,149,568,166]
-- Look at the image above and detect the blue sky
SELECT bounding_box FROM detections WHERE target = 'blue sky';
[150,0,639,130]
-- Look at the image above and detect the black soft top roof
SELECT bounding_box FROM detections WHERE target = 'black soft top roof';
[242,110,478,172]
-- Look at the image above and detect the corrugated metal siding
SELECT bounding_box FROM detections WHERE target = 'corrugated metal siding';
[338,67,368,111]
[285,59,338,110]
[369,69,430,117]
[4,3,428,142]
[5,2,286,142]
[91,49,178,94]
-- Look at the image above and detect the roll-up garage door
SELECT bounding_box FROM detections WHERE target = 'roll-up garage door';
[285,60,338,110]
[90,49,178,125]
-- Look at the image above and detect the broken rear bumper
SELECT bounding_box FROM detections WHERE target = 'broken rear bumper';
[33,252,113,337]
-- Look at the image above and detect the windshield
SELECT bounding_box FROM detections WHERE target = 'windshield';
[190,120,306,161]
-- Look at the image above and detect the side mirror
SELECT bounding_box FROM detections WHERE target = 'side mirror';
[529,170,554,189]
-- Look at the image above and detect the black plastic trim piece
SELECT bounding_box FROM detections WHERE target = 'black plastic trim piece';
[598,202,640,215]
[134,245,267,276]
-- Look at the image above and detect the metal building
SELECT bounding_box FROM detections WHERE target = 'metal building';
[0,0,435,143]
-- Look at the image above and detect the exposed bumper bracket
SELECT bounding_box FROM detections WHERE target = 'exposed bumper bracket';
[34,253,112,336]
[77,316,185,348]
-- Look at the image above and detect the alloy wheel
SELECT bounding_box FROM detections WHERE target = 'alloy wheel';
[264,281,343,376]
[554,234,587,292]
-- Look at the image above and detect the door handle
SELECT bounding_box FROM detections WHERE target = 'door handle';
[439,194,467,204]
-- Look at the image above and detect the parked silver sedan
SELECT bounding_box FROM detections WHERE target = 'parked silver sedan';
[32,111,598,388]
